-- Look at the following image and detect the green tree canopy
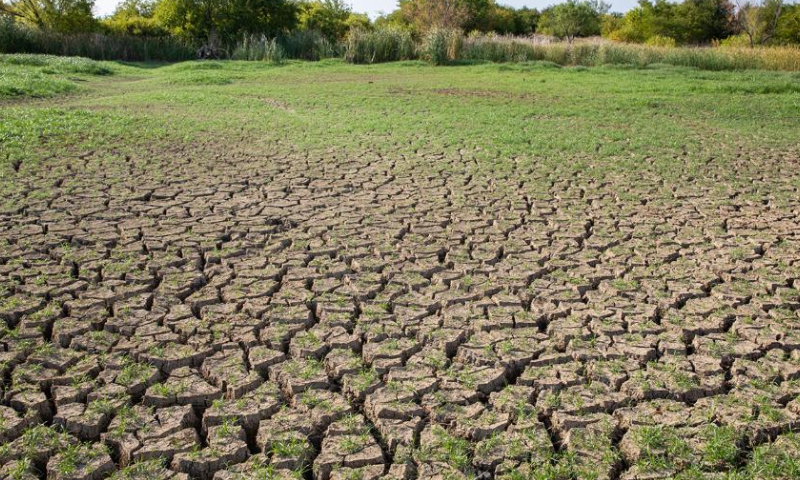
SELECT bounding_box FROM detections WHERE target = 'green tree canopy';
[604,0,734,44]
[774,3,800,44]
[153,0,298,44]
[297,0,365,40]
[102,0,166,36]
[735,0,783,46]
[1,0,96,32]
[538,0,609,43]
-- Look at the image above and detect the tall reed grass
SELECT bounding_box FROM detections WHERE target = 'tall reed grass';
[231,36,286,62]
[344,27,416,64]
[277,30,340,61]
[460,34,800,71]
[421,28,463,65]
[0,18,195,62]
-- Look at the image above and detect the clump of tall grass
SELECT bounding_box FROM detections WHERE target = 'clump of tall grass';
[0,17,39,53]
[344,27,416,64]
[277,30,339,61]
[459,34,800,71]
[421,28,463,65]
[460,36,538,63]
[597,43,800,71]
[0,53,112,75]
[231,36,286,62]
[0,18,195,61]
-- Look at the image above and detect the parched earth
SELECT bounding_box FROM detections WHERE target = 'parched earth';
[1,143,800,480]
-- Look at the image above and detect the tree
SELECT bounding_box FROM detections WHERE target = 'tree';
[483,5,539,35]
[374,8,410,30]
[399,0,470,31]
[345,12,371,32]
[297,0,351,40]
[398,0,497,32]
[511,7,540,35]
[0,0,96,32]
[538,0,609,43]
[735,0,783,46]
[679,0,734,43]
[153,0,298,45]
[102,0,166,36]
[774,3,800,44]
[601,0,733,45]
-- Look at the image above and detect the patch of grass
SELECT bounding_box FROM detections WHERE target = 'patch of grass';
[0,54,113,99]
[0,57,800,183]
[270,437,307,458]
[415,425,473,472]
[0,54,112,75]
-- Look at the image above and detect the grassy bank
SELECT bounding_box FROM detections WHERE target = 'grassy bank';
[0,54,114,97]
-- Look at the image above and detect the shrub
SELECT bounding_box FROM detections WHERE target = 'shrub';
[646,35,677,48]
[719,34,752,48]
[344,27,416,64]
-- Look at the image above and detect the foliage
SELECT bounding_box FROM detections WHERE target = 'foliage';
[735,0,784,47]
[152,0,298,44]
[0,0,97,33]
[538,0,609,43]
[399,0,471,31]
[604,0,735,45]
[2,0,800,63]
[297,0,360,41]
[646,33,677,46]
[483,5,540,35]
[774,4,800,44]
[101,0,165,37]
[719,32,752,46]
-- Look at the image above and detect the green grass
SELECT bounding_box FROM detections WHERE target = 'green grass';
[1,57,798,203]
[0,54,113,98]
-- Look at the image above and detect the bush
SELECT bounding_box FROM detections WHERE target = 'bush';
[344,27,416,64]
[645,35,676,48]
[719,34,752,48]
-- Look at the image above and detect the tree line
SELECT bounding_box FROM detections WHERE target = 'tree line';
[1,0,799,48]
